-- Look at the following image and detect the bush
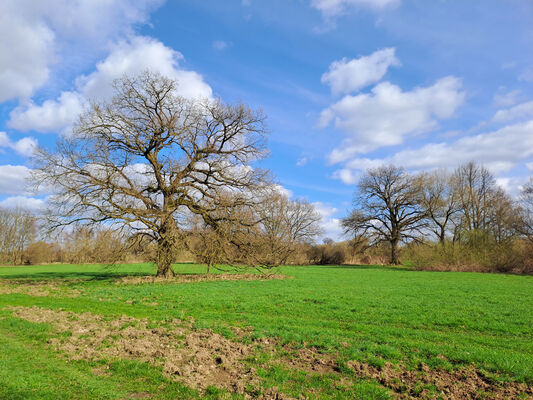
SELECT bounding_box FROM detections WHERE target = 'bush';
[403,239,533,274]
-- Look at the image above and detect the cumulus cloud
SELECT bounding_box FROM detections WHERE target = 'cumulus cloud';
[8,36,212,134]
[492,101,533,123]
[9,91,84,133]
[333,120,533,184]
[0,0,162,103]
[493,89,521,108]
[0,165,33,196]
[311,0,399,18]
[321,48,400,95]
[312,201,343,240]
[321,76,465,162]
[0,196,47,212]
[0,132,38,157]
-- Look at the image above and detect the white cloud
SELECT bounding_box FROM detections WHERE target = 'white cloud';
[296,157,308,167]
[321,48,400,95]
[0,0,162,103]
[8,36,212,134]
[311,0,399,18]
[0,165,33,196]
[80,36,212,101]
[492,101,533,123]
[333,120,533,184]
[272,184,294,198]
[519,67,533,83]
[495,177,528,198]
[493,89,521,108]
[321,76,465,162]
[0,196,46,212]
[0,132,38,157]
[212,40,230,51]
[312,201,343,240]
[9,92,84,133]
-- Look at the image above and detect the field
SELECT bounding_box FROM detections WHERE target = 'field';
[0,263,532,399]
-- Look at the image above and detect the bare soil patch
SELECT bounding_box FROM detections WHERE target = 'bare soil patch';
[116,273,287,285]
[8,306,261,396]
[6,306,532,399]
[347,360,533,399]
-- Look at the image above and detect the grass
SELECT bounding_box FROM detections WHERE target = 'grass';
[0,262,532,399]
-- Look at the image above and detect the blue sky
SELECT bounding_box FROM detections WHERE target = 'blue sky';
[1,0,533,239]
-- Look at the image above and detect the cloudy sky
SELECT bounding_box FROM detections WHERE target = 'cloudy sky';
[1,0,533,239]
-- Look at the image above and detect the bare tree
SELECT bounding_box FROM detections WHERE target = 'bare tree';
[453,162,496,234]
[32,72,270,277]
[187,191,322,271]
[342,165,426,264]
[0,208,36,265]
[518,177,533,242]
[249,192,322,267]
[419,170,460,243]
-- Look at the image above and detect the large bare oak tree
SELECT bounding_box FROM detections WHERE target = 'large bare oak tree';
[33,72,271,277]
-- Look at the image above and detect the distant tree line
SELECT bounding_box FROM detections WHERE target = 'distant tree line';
[342,162,533,273]
[1,161,532,274]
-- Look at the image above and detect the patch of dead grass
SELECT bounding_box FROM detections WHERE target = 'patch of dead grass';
[0,281,81,297]
[116,273,287,285]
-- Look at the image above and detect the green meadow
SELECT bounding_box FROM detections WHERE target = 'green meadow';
[0,263,532,399]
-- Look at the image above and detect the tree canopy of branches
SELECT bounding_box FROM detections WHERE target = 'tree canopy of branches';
[33,72,271,277]
[419,170,460,243]
[186,192,322,272]
[342,165,426,264]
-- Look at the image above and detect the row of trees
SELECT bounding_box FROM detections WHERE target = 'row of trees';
[0,193,322,269]
[0,208,36,265]
[342,163,533,272]
[3,72,531,274]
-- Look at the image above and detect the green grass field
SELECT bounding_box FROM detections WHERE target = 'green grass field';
[0,263,532,399]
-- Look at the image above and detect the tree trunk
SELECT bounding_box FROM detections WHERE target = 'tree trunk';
[156,238,176,277]
[155,216,178,278]
[390,238,400,265]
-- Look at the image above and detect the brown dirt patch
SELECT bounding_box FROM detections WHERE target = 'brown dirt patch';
[8,306,261,396]
[6,305,532,399]
[282,346,340,375]
[117,273,287,285]
[346,360,533,399]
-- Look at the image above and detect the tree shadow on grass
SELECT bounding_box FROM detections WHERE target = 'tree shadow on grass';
[0,270,152,282]
[0,264,156,282]
[314,264,414,272]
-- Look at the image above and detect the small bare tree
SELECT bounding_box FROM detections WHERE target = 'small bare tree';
[248,192,322,267]
[32,72,270,277]
[419,170,460,243]
[187,191,322,271]
[342,165,426,264]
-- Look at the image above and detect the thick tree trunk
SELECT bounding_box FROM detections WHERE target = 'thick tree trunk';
[156,239,176,277]
[155,216,178,278]
[390,238,400,265]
